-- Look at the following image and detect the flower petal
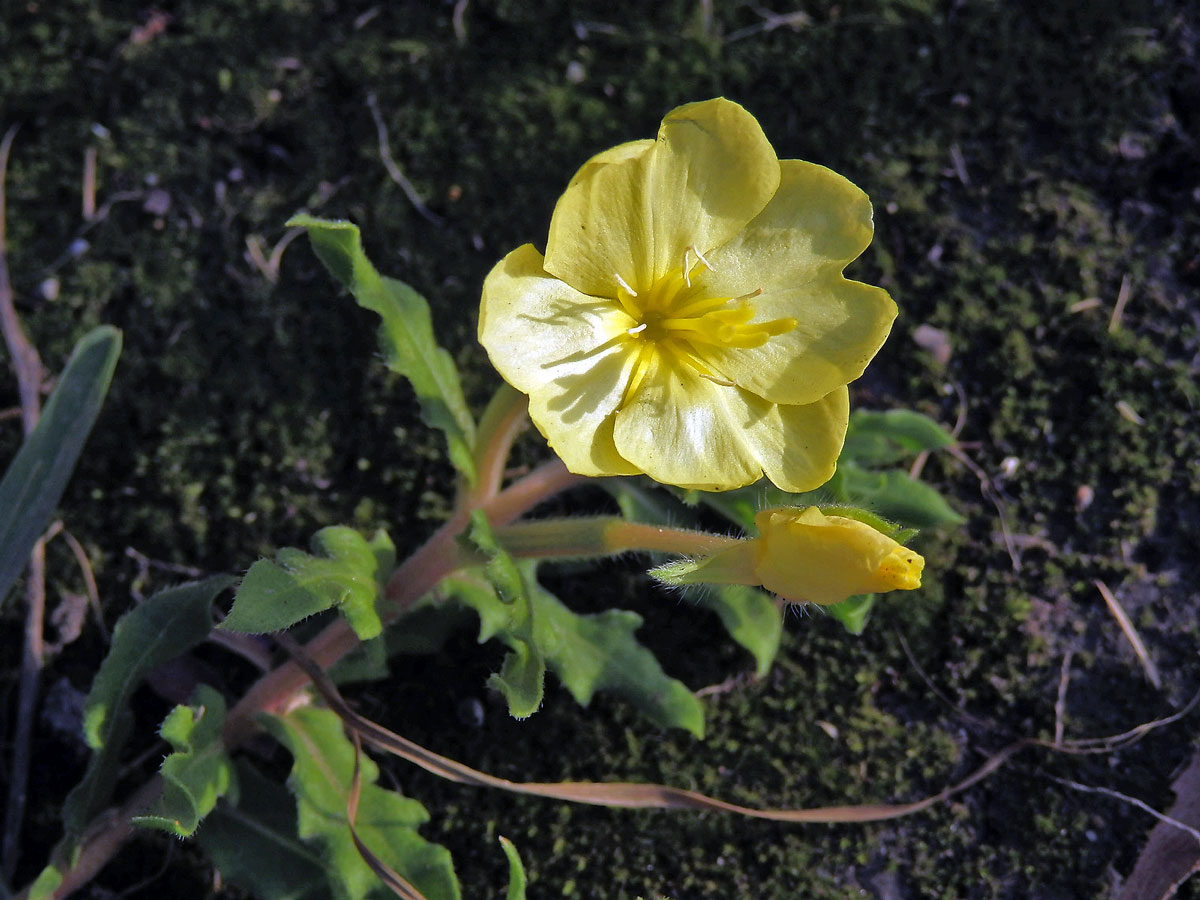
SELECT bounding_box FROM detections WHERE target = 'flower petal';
[479,243,640,476]
[707,278,896,406]
[612,359,762,491]
[545,98,780,297]
[739,387,849,493]
[697,160,897,405]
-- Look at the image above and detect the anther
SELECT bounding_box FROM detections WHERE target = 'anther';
[614,273,637,296]
[626,323,648,335]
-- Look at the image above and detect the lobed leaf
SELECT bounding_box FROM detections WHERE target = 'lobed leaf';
[132,684,237,837]
[62,575,232,836]
[452,513,544,718]
[263,705,460,900]
[443,565,705,737]
[0,325,121,607]
[222,527,394,640]
[197,759,335,900]
[287,215,476,483]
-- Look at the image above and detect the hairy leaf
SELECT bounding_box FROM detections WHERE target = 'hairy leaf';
[263,706,460,900]
[133,684,236,837]
[222,527,394,639]
[0,325,121,607]
[288,215,476,483]
[443,567,705,737]
[197,760,332,900]
[62,576,232,835]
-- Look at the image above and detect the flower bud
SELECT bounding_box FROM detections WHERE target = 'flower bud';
[652,506,923,606]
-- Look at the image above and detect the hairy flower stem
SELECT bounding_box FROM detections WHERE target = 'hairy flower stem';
[496,517,742,560]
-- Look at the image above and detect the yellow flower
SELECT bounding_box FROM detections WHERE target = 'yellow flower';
[657,506,924,606]
[479,98,896,491]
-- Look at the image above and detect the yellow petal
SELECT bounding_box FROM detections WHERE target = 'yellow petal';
[612,356,761,491]
[739,387,849,493]
[699,161,897,405]
[479,244,640,476]
[544,98,780,298]
[753,506,924,605]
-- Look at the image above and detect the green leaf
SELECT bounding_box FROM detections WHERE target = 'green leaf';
[825,593,876,635]
[263,706,460,900]
[222,527,394,640]
[62,575,232,836]
[842,409,955,467]
[499,837,526,900]
[693,585,781,677]
[197,759,333,900]
[0,326,121,607]
[839,466,964,528]
[443,567,705,736]
[463,509,524,605]
[454,512,543,718]
[288,215,476,483]
[26,865,63,900]
[132,684,237,837]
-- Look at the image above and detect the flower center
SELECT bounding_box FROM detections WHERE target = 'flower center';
[612,250,796,408]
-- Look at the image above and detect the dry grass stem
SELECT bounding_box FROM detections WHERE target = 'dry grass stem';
[1109,273,1132,333]
[82,146,98,221]
[1053,650,1074,746]
[1095,578,1161,689]
[366,92,442,226]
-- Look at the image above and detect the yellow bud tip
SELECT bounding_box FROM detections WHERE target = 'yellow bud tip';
[875,546,925,591]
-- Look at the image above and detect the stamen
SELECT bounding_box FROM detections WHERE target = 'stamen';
[614,273,637,297]
[682,248,692,288]
[700,373,736,387]
[619,343,656,408]
[626,323,648,335]
[691,246,714,272]
[670,295,736,318]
